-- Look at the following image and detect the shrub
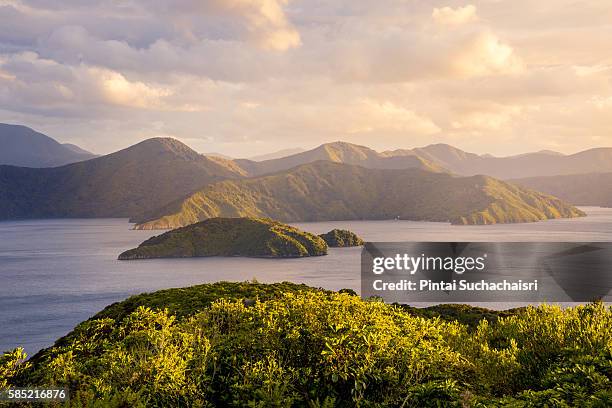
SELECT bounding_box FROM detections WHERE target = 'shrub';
[3,284,611,407]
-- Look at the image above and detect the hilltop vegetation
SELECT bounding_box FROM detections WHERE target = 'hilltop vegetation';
[134,161,584,229]
[119,217,328,259]
[2,282,610,407]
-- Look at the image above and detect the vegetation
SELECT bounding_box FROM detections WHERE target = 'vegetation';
[0,138,245,221]
[0,137,585,228]
[454,177,586,225]
[1,282,610,407]
[319,229,364,247]
[134,161,584,229]
[119,218,328,259]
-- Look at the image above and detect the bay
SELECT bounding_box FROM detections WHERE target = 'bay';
[1,206,610,355]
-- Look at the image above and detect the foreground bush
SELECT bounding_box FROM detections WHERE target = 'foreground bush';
[1,283,611,407]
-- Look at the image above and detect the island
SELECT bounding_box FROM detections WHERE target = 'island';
[118,217,328,260]
[319,229,364,247]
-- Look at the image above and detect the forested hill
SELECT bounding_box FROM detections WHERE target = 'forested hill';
[134,161,584,229]
[0,138,246,221]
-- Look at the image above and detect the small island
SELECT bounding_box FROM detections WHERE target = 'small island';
[319,229,364,247]
[119,217,328,260]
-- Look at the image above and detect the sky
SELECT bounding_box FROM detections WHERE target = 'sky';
[1,0,612,157]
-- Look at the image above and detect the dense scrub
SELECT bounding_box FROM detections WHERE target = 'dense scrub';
[1,283,611,407]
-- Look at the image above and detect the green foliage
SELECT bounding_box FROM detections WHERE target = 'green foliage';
[119,217,328,259]
[134,161,583,229]
[89,281,324,321]
[3,284,611,407]
[400,303,519,329]
[0,138,246,221]
[453,176,585,225]
[0,347,30,389]
[319,229,364,247]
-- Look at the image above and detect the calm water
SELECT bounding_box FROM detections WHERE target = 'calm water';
[1,207,611,356]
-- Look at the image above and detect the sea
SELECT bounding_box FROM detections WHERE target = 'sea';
[1,206,611,356]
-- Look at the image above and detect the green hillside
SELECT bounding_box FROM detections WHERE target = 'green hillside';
[119,217,328,259]
[453,176,586,224]
[134,161,584,229]
[3,282,610,407]
[0,138,245,221]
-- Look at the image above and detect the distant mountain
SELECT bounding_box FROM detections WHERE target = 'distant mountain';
[204,152,234,160]
[384,144,612,179]
[133,161,584,230]
[0,123,96,167]
[62,143,96,156]
[235,142,445,176]
[237,140,612,180]
[0,138,245,221]
[0,135,595,225]
[248,148,306,162]
[522,149,563,157]
[512,173,612,207]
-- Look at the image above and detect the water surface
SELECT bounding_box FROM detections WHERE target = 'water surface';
[1,207,610,355]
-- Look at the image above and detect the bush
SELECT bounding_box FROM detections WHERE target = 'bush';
[3,284,611,407]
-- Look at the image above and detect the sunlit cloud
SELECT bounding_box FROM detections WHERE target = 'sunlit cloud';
[432,4,478,26]
[91,68,171,109]
[0,0,611,157]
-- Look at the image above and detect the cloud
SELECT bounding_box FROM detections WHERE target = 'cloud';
[347,99,441,135]
[1,0,612,157]
[432,4,478,26]
[0,52,174,113]
[328,28,522,82]
[140,0,302,51]
[449,31,523,77]
[451,105,523,131]
[209,0,301,51]
[88,68,171,109]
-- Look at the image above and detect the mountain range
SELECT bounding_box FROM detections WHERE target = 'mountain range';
[0,138,245,220]
[234,141,445,176]
[133,161,583,229]
[0,123,96,167]
[214,140,612,180]
[1,124,606,227]
[247,148,306,161]
[382,144,612,179]
[512,173,612,208]
[4,123,611,180]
